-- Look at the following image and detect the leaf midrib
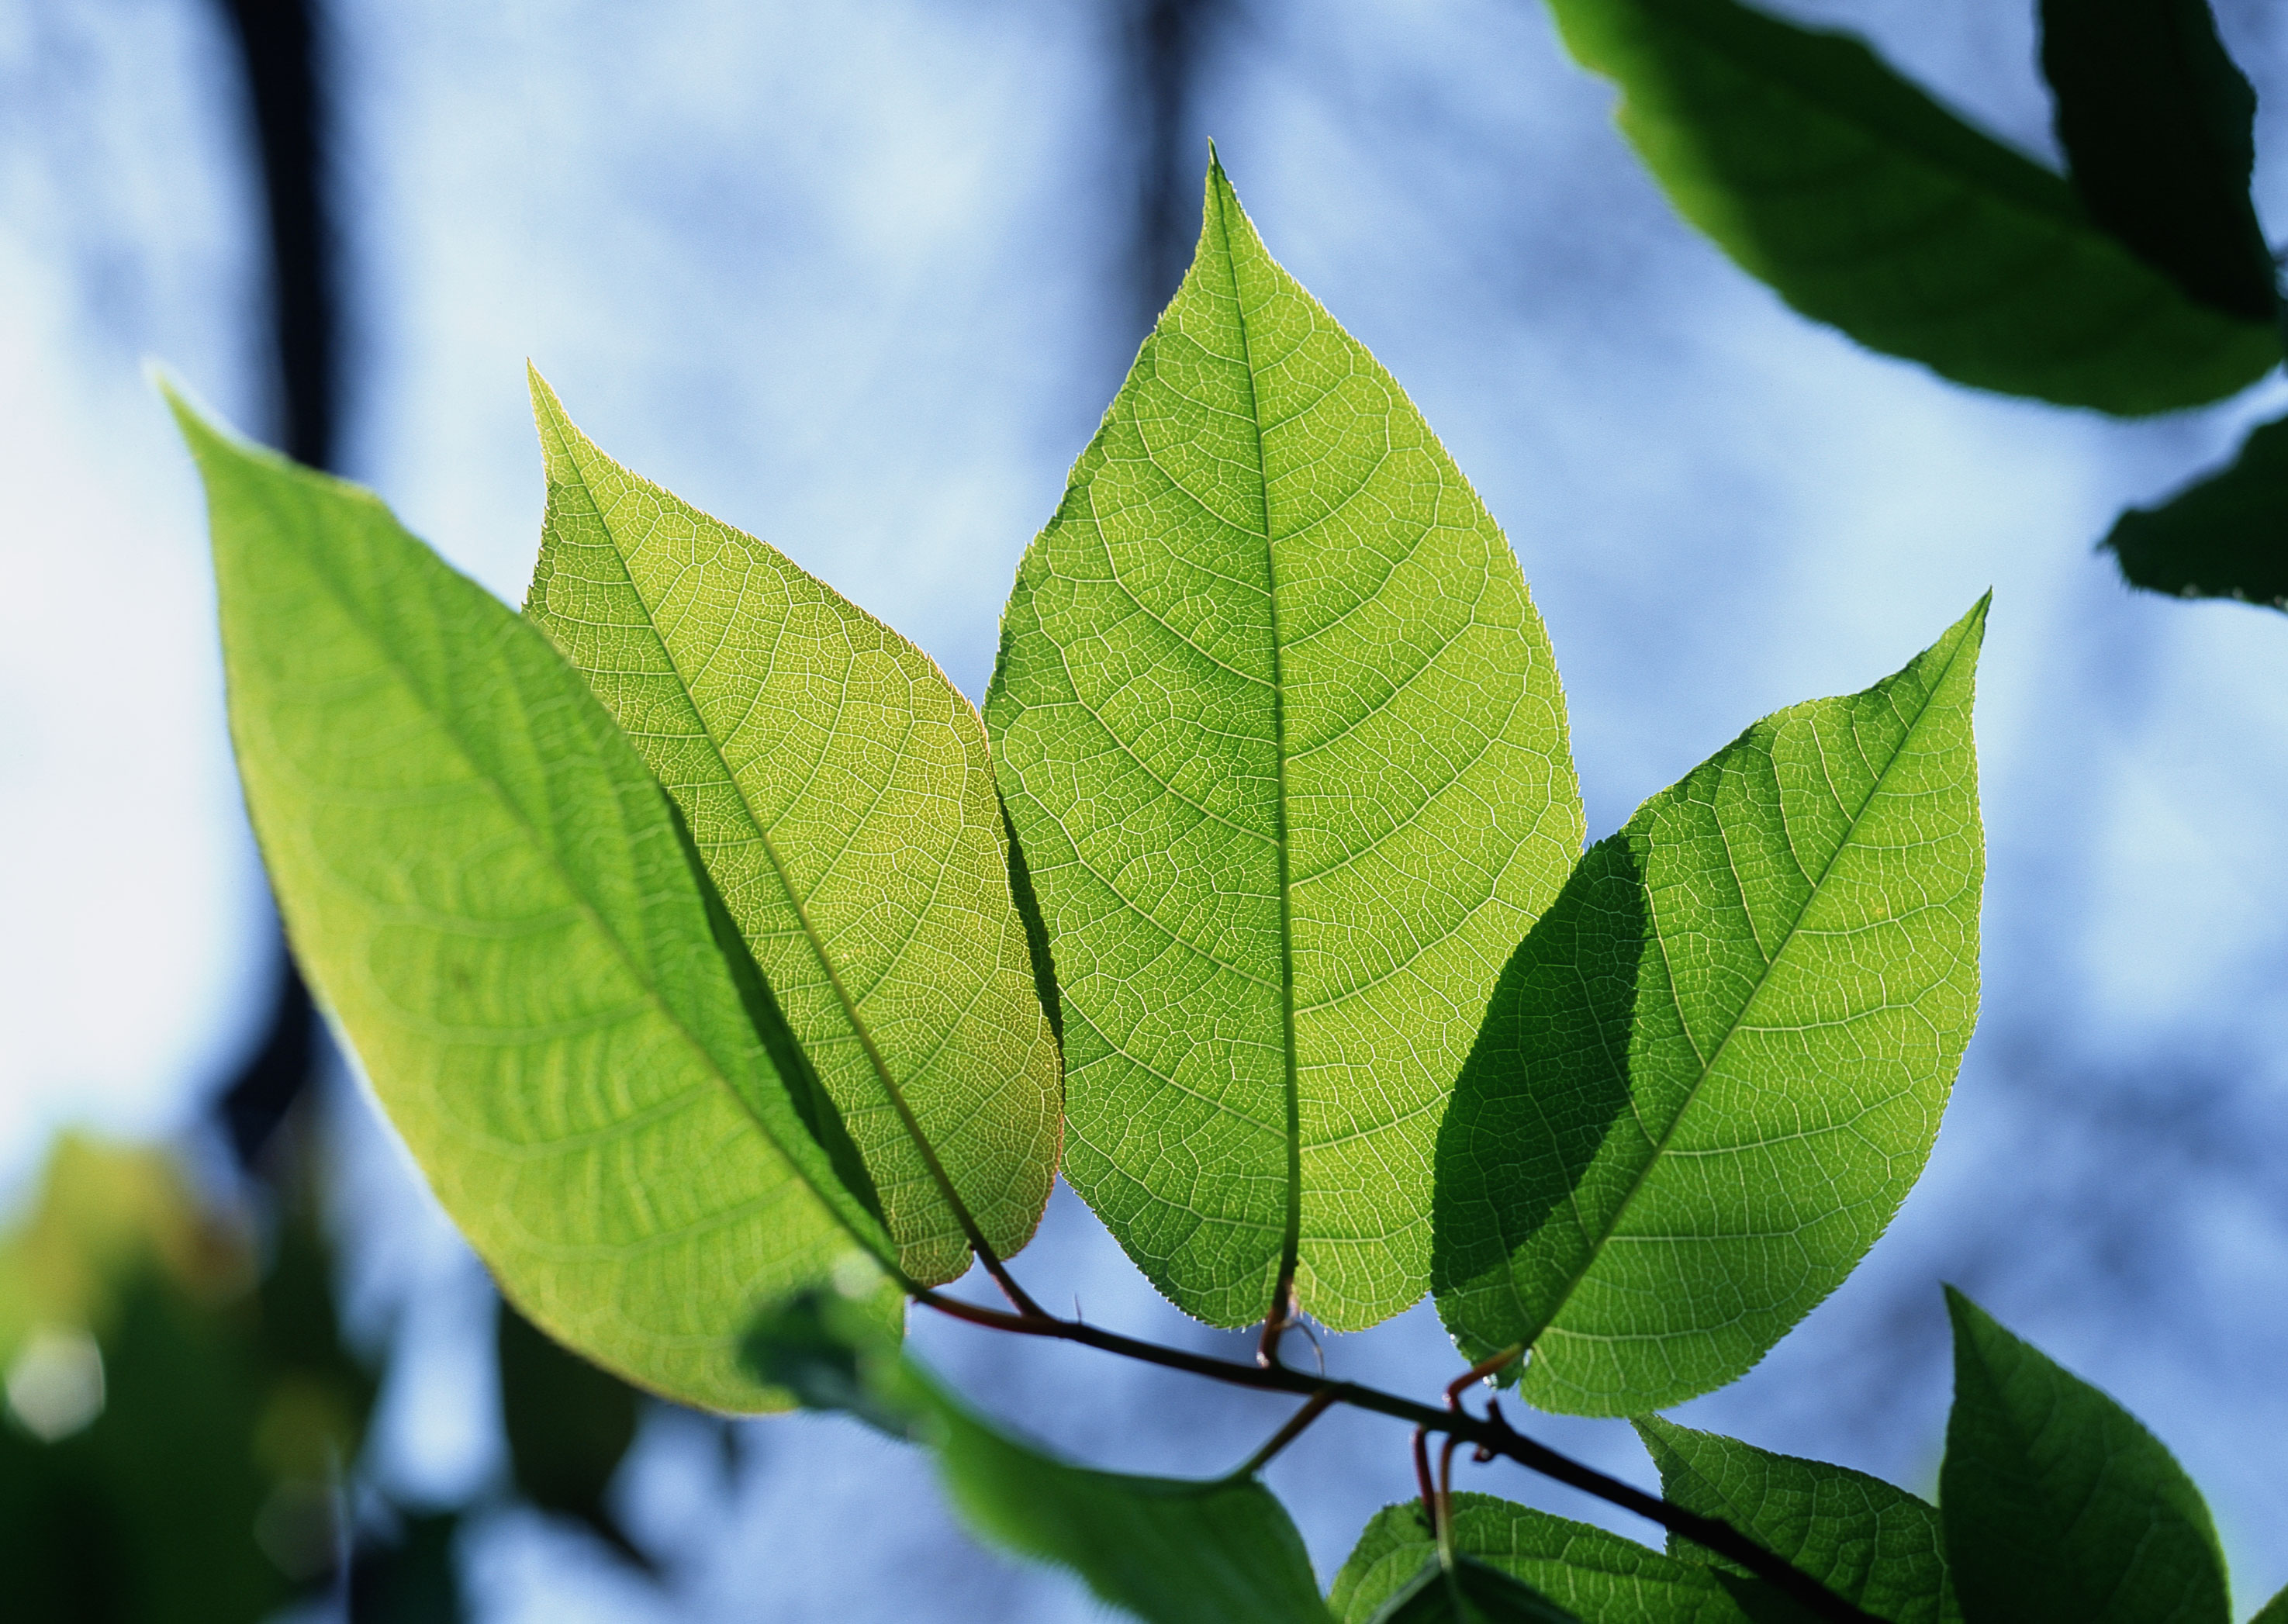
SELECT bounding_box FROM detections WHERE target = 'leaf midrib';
[1526,623,1977,1349]
[266,484,867,1259]
[551,437,993,1265]
[1204,173,1305,1317]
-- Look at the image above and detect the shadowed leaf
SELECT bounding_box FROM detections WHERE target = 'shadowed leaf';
[1636,1417,1954,1624]
[1366,1556,1585,1623]
[2039,0,2276,324]
[2101,412,2288,610]
[526,379,1062,1287]
[171,389,897,1412]
[1941,1288,2228,1624]
[986,157,1582,1332]
[1435,603,1985,1415]
[1330,1494,1769,1623]
[1545,0,2277,413]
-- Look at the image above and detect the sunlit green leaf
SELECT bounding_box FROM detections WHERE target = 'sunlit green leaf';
[2101,412,2288,610]
[1329,1494,1759,1623]
[171,389,897,1413]
[2039,0,2276,324]
[1435,602,1986,1415]
[1545,0,2277,413]
[1367,1556,1585,1623]
[526,378,1063,1285]
[746,1290,1332,1624]
[985,157,1583,1331]
[1636,1417,1954,1624]
[1941,1288,2228,1624]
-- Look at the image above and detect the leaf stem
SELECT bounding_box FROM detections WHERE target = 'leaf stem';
[911,1288,1890,1624]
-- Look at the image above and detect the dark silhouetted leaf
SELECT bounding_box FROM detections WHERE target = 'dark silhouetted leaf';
[1366,1555,1585,1624]
[2102,412,2288,610]
[1941,1287,2228,1624]
[496,1299,648,1568]
[2040,0,2276,323]
[1545,0,2277,413]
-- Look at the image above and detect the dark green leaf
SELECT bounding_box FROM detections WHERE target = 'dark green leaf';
[169,387,899,1411]
[496,1299,649,1568]
[986,157,1582,1332]
[1367,1556,1586,1624]
[2040,0,2276,323]
[1434,603,1986,1415]
[1544,0,2277,413]
[745,1291,1332,1624]
[1636,1417,1953,1624]
[2101,411,2288,610]
[1940,1287,2228,1624]
[2251,1585,2288,1624]
[1330,1494,1760,1623]
[351,1512,465,1624]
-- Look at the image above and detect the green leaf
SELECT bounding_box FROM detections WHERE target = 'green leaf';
[2251,1585,2288,1624]
[984,156,1583,1331]
[1636,1417,1954,1624]
[1367,1557,1586,1624]
[1941,1288,2229,1624]
[1434,601,1986,1415]
[169,388,897,1413]
[1329,1494,1757,1623]
[524,376,1063,1287]
[1544,0,2277,413]
[496,1299,648,1567]
[745,1290,1333,1624]
[2039,0,2276,324]
[2100,412,2288,610]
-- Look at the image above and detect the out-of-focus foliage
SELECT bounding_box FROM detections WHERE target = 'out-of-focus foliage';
[1541,0,2288,611]
[496,1297,647,1568]
[0,1135,373,1620]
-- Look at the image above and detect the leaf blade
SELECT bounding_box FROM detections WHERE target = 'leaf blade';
[2039,0,2276,324]
[1547,0,2277,413]
[1435,602,1986,1415]
[747,1291,1332,1624]
[1329,1494,1756,1623]
[173,389,895,1412]
[986,158,1583,1330]
[523,375,1062,1286]
[1635,1417,1952,1624]
[1941,1288,2229,1624]
[2101,411,2288,610]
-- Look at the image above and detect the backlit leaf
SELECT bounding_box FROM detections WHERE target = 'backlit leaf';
[1940,1288,2228,1624]
[1329,1494,1757,1623]
[746,1290,1332,1624]
[526,378,1063,1285]
[985,157,1583,1331]
[1545,0,2277,413]
[1636,1417,1954,1624]
[2101,411,2288,610]
[171,389,897,1412]
[1434,602,1986,1415]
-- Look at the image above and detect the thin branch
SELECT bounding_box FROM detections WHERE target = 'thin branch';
[1234,1386,1339,1477]
[912,1288,1890,1624]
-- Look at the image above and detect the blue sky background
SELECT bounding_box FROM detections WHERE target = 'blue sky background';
[2,1,2286,1617]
